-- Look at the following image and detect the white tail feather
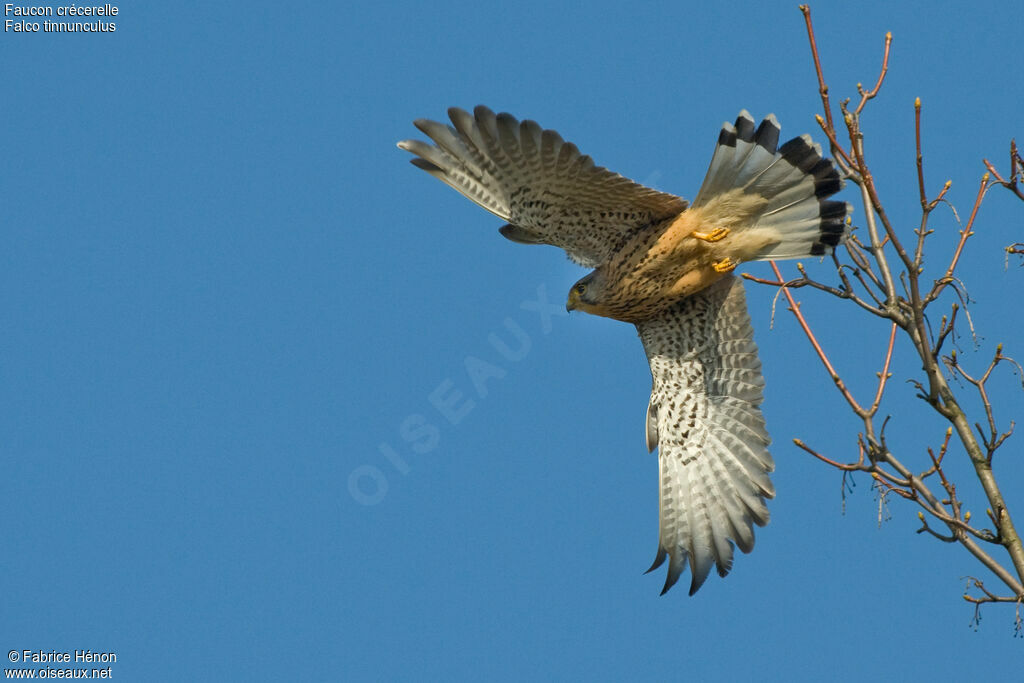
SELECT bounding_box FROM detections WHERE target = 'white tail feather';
[694,111,851,260]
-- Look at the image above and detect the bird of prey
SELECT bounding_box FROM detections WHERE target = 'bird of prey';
[398,106,849,594]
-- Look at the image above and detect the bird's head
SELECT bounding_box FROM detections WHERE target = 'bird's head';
[566,271,607,315]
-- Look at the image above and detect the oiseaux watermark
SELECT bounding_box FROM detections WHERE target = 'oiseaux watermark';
[348,283,567,506]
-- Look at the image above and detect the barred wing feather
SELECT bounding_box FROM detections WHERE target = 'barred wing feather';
[637,276,774,595]
[398,106,688,267]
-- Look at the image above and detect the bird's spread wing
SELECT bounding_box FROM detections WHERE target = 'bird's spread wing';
[398,106,688,267]
[636,276,774,595]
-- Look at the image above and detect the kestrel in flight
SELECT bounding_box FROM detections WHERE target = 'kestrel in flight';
[398,106,849,594]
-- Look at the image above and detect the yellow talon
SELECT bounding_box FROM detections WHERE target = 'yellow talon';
[712,258,736,273]
[692,227,730,243]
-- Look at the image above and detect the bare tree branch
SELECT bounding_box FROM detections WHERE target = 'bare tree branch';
[756,5,1024,624]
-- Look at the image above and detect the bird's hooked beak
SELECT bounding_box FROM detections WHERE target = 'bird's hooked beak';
[566,287,580,312]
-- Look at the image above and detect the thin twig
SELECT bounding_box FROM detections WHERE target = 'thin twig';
[799,6,834,134]
[769,261,865,415]
[868,323,898,414]
[926,174,990,305]
[915,98,926,208]
[854,31,892,115]
[793,438,862,471]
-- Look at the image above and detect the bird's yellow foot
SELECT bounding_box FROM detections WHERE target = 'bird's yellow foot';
[712,257,737,273]
[692,227,730,243]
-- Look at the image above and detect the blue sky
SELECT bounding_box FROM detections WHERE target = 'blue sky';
[3,1,1023,680]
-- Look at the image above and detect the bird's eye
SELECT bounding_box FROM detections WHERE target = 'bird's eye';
[576,283,586,294]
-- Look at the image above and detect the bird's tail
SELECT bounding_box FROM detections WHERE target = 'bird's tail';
[692,111,851,259]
